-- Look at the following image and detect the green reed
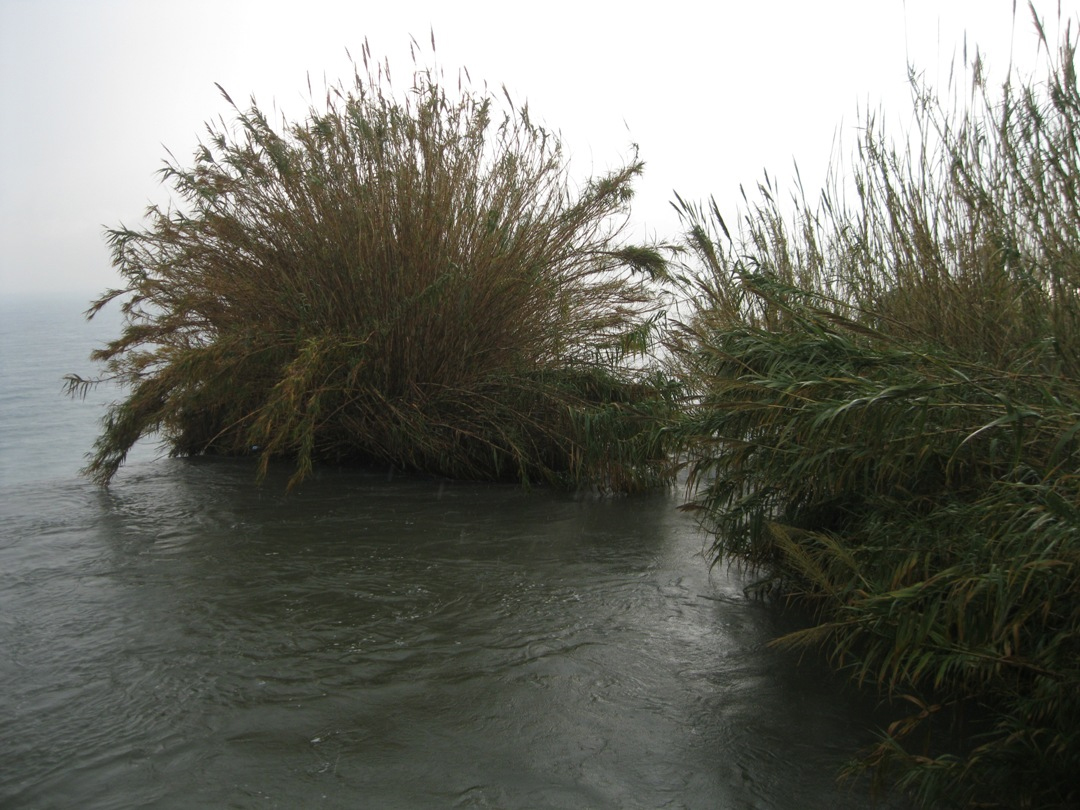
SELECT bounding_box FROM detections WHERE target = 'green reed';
[666,7,1080,807]
[68,40,677,491]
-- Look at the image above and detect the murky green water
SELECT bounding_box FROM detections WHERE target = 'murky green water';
[1,460,909,809]
[0,296,907,808]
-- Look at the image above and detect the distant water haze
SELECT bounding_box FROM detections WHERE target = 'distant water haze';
[0,292,158,487]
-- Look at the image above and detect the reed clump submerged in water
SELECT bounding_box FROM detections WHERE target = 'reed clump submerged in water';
[667,11,1080,809]
[68,41,676,491]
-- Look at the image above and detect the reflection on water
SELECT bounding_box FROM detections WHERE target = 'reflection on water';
[0,458,906,809]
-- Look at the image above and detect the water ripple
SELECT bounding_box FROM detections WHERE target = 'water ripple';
[0,459,909,809]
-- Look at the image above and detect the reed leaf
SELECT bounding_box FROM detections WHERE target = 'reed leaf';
[666,7,1080,806]
[71,42,678,491]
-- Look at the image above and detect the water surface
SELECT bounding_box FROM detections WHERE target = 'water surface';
[0,295,906,808]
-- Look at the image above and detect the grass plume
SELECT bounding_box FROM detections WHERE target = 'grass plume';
[68,40,676,491]
[666,6,1080,807]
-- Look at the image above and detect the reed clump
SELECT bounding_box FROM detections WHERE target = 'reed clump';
[68,41,676,491]
[667,9,1080,808]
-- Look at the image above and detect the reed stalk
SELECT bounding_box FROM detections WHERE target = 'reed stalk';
[68,39,677,491]
[666,6,1080,806]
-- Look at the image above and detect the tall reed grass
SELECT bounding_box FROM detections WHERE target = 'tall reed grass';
[667,7,1080,807]
[68,40,676,491]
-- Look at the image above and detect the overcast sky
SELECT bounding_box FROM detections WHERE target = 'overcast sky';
[1,0,1076,297]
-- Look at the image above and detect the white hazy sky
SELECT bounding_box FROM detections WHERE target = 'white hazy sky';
[1,0,1076,297]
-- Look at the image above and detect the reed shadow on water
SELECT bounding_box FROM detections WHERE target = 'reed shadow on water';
[0,458,909,809]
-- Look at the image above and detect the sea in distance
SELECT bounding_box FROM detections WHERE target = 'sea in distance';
[0,292,911,809]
